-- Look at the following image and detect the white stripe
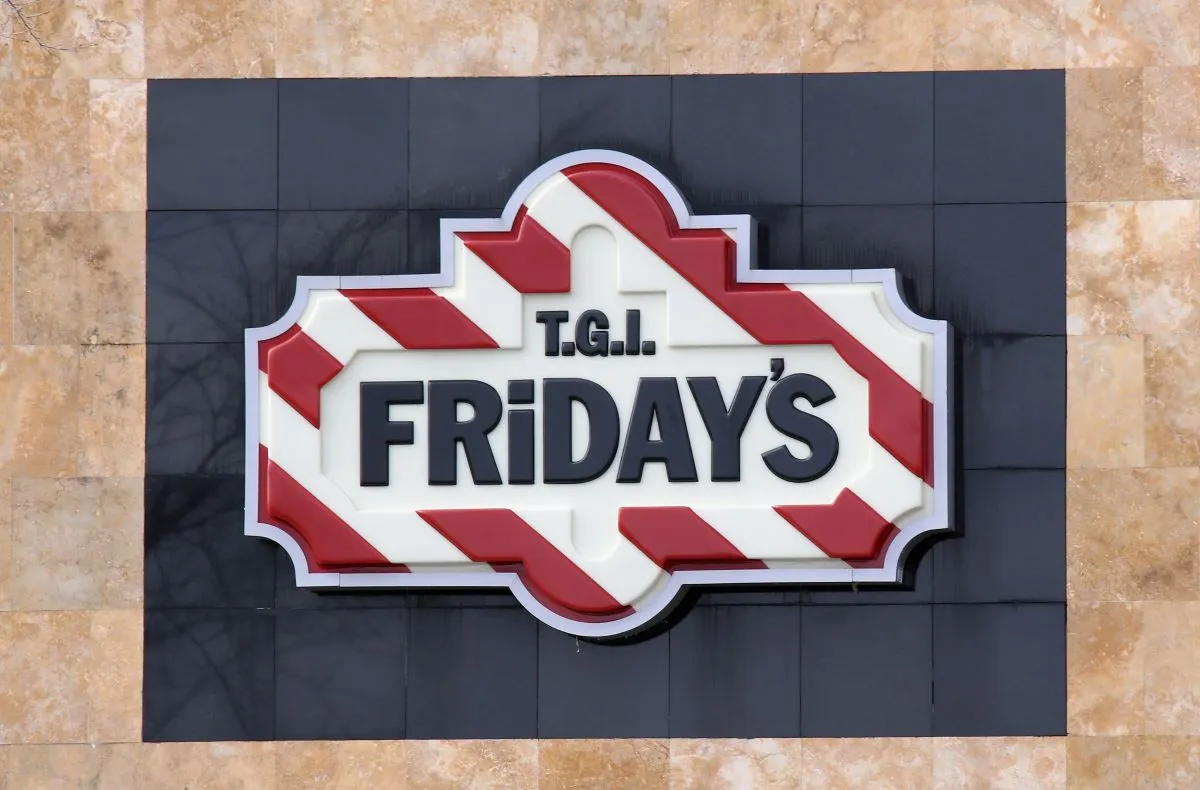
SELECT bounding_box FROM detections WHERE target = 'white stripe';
[848,439,926,525]
[792,282,927,393]
[523,174,757,347]
[261,383,473,566]
[693,507,832,561]
[298,290,402,363]
[443,241,523,348]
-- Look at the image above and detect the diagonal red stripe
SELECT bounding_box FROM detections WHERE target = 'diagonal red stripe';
[458,205,571,293]
[618,507,768,571]
[774,490,895,563]
[260,326,344,429]
[341,288,499,349]
[417,509,632,620]
[261,444,401,573]
[564,163,933,485]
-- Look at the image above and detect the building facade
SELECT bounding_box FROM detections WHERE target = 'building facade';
[0,1,1194,787]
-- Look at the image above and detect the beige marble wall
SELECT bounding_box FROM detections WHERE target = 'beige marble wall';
[2,0,1198,786]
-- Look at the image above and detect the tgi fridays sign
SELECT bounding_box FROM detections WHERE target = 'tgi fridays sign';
[246,151,953,638]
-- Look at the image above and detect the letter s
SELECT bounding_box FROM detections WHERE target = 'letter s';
[761,374,839,483]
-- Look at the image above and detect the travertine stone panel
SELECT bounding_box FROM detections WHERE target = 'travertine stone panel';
[275,0,406,77]
[276,741,408,789]
[14,212,144,345]
[1143,603,1200,736]
[800,0,937,73]
[1067,468,1200,601]
[1146,336,1200,467]
[10,477,141,611]
[140,742,278,789]
[2,743,140,790]
[802,738,933,789]
[668,739,804,789]
[89,80,147,212]
[407,740,537,789]
[1141,737,1200,789]
[402,0,540,77]
[1066,68,1143,202]
[0,480,10,612]
[86,610,141,743]
[1068,602,1145,736]
[1066,736,1142,789]
[932,737,1067,789]
[78,345,145,478]
[537,0,669,75]
[1143,67,1200,198]
[667,0,806,74]
[1067,201,1200,335]
[0,346,80,478]
[0,81,90,212]
[0,214,13,345]
[0,30,11,80]
[145,0,275,78]
[1065,0,1200,67]
[1067,336,1145,468]
[0,612,90,743]
[935,0,1066,70]
[11,0,144,79]
[539,740,668,790]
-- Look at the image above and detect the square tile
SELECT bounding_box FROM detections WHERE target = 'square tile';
[960,336,1066,469]
[669,606,801,737]
[670,75,803,206]
[147,211,277,344]
[147,79,278,210]
[275,609,408,740]
[693,586,803,606]
[408,78,540,210]
[540,76,671,164]
[934,202,1066,335]
[537,625,670,738]
[935,70,1066,204]
[800,605,933,737]
[143,609,275,742]
[405,608,538,738]
[146,343,245,475]
[803,549,934,605]
[277,210,408,308]
[803,72,934,205]
[933,470,1066,603]
[279,79,409,210]
[932,603,1066,736]
[803,205,935,318]
[145,475,276,609]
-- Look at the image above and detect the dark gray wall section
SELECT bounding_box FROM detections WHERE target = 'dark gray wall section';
[145,72,1067,742]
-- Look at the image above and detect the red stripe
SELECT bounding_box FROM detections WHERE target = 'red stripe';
[774,490,895,562]
[260,444,401,573]
[565,163,932,485]
[341,288,499,349]
[618,507,768,571]
[260,326,344,428]
[418,509,631,619]
[457,206,571,293]
[845,525,900,570]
